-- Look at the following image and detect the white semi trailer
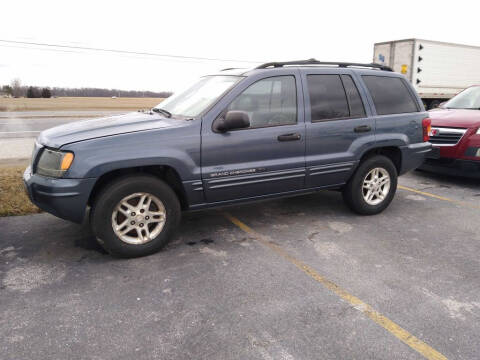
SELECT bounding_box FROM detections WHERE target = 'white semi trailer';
[373,39,480,109]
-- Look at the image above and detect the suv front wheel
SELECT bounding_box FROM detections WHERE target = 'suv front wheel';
[342,155,398,215]
[91,175,181,258]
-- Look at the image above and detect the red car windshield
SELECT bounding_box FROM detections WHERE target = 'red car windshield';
[444,86,480,110]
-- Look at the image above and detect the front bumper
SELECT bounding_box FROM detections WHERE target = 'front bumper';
[23,166,96,223]
[418,157,480,179]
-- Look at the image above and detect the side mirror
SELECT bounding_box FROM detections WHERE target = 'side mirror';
[213,111,250,132]
[438,101,447,108]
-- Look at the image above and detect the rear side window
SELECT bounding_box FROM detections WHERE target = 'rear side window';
[341,75,366,118]
[307,75,349,121]
[307,74,366,122]
[362,76,419,115]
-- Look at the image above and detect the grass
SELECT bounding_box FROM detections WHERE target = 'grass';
[0,96,164,112]
[0,166,41,216]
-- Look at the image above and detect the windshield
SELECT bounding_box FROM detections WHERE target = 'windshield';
[154,75,242,117]
[444,86,480,109]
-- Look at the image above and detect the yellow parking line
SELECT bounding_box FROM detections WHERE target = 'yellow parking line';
[224,212,448,360]
[398,185,480,209]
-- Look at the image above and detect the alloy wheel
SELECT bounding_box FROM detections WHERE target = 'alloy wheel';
[362,167,391,206]
[111,192,166,245]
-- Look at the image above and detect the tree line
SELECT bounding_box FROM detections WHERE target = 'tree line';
[1,78,172,98]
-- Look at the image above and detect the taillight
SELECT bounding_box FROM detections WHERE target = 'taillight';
[422,117,431,142]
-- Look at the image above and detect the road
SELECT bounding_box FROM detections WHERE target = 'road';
[1,171,479,359]
[0,111,126,160]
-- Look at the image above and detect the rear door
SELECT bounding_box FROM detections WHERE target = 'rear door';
[301,69,375,188]
[201,70,306,203]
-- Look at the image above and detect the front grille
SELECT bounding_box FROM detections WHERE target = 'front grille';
[429,127,467,146]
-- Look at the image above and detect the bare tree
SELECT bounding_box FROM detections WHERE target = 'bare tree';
[1,80,172,98]
[50,87,171,98]
[10,78,22,97]
[41,87,52,98]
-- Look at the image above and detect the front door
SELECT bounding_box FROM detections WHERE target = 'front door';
[201,72,306,203]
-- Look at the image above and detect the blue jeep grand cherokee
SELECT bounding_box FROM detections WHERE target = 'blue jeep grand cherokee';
[24,59,432,258]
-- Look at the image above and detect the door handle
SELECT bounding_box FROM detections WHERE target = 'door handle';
[354,125,372,133]
[277,133,301,141]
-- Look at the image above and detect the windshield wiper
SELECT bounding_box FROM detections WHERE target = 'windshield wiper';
[152,107,172,118]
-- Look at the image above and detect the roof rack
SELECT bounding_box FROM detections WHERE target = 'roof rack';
[255,58,392,71]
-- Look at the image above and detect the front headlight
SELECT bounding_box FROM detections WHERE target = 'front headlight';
[476,128,480,134]
[36,149,74,177]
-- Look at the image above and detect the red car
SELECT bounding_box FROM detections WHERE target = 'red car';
[420,85,480,178]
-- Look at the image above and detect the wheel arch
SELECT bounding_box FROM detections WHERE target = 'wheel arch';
[359,146,402,175]
[87,165,188,210]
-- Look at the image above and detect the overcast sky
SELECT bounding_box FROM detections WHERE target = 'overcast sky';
[1,0,479,92]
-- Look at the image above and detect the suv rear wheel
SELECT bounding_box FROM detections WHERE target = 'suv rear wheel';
[91,175,181,258]
[342,155,397,215]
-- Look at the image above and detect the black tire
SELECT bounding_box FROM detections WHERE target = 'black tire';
[90,175,181,258]
[342,155,397,215]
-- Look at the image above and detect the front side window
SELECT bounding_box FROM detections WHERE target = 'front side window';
[154,75,242,117]
[227,76,297,128]
[362,75,419,115]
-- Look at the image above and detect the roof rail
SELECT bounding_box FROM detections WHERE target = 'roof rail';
[255,58,393,71]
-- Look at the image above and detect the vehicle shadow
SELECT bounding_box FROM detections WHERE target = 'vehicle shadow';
[71,191,349,258]
[74,208,237,256]
[74,212,106,254]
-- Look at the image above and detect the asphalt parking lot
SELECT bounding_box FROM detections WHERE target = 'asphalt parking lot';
[1,170,479,360]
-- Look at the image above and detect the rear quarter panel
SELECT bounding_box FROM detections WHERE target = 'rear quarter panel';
[354,70,427,148]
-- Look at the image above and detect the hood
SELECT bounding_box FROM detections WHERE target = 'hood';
[38,111,186,148]
[429,108,480,129]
